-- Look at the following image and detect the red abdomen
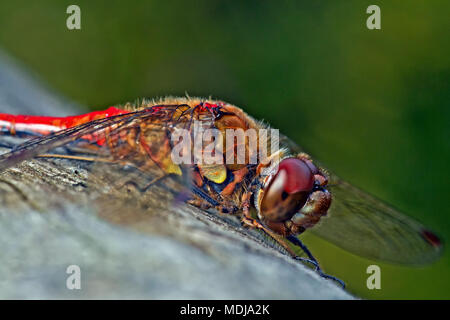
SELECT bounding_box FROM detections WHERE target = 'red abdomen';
[0,106,129,136]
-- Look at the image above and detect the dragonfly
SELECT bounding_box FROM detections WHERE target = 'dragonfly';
[0,97,443,288]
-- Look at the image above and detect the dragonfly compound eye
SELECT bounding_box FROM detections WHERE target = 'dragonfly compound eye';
[260,158,314,222]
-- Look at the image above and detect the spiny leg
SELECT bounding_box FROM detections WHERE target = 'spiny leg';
[287,235,346,288]
[241,216,319,270]
[140,173,171,192]
[240,191,309,262]
[187,198,213,211]
[116,170,172,193]
[240,190,300,258]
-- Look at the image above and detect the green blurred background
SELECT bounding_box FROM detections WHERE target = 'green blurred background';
[0,0,448,299]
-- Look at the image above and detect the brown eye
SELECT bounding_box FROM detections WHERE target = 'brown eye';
[278,158,314,193]
[260,159,314,222]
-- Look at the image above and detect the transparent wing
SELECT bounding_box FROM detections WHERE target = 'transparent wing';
[280,133,443,265]
[0,104,210,204]
[0,105,190,171]
[313,179,443,265]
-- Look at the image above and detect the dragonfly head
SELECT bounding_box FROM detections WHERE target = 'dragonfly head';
[256,155,332,235]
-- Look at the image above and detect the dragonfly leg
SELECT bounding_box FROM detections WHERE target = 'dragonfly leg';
[191,185,220,207]
[118,173,171,193]
[286,235,319,265]
[241,214,345,290]
[141,174,170,192]
[287,235,346,289]
[190,185,238,214]
[241,215,300,258]
[187,198,213,210]
[241,217,310,266]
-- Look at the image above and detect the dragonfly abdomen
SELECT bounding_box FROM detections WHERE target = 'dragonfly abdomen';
[0,106,128,137]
